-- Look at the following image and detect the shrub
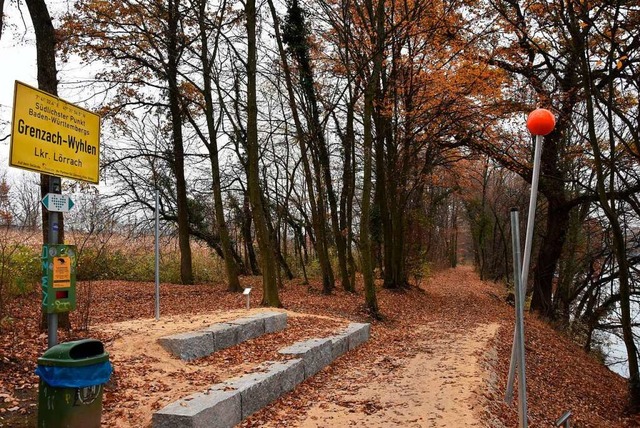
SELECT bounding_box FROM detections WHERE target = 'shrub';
[305,258,321,279]
[4,244,41,296]
[408,258,432,288]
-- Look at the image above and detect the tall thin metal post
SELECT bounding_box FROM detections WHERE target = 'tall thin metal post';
[521,134,543,291]
[506,134,543,400]
[155,187,160,321]
[510,208,528,428]
[505,331,518,403]
[47,176,61,349]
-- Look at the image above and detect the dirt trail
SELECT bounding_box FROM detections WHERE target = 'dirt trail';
[295,322,499,427]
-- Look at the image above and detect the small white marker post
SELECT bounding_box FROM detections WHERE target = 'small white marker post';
[243,288,252,310]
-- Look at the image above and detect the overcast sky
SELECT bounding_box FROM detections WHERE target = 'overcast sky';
[0,0,93,179]
[0,1,38,176]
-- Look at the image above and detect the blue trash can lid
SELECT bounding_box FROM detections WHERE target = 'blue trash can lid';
[36,360,113,388]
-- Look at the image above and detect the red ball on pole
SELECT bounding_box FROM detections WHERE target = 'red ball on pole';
[526,108,556,136]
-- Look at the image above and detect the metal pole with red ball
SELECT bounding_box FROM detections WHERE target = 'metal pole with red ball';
[521,108,555,308]
[505,108,556,428]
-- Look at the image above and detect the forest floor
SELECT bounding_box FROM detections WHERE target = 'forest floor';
[1,265,638,427]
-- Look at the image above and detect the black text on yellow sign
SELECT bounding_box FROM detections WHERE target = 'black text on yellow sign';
[53,256,71,288]
[10,81,101,184]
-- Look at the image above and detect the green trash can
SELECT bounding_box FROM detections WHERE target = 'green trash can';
[35,339,113,428]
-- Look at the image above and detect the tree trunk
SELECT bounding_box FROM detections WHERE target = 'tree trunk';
[0,0,5,39]
[360,0,385,319]
[309,155,335,293]
[373,111,393,288]
[25,0,71,331]
[530,196,568,318]
[195,0,241,292]
[246,0,281,306]
[268,0,334,292]
[340,99,357,292]
[241,194,261,275]
[390,200,407,286]
[167,0,193,285]
[361,85,378,317]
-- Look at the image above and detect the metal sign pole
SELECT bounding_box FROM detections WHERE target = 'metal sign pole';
[155,187,160,321]
[521,134,543,293]
[47,176,61,349]
[11,82,101,349]
[510,208,528,427]
[506,134,543,401]
[505,328,518,403]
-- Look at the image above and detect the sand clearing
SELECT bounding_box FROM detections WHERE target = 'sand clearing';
[95,309,347,427]
[100,309,258,427]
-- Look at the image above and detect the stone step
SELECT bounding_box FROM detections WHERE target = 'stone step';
[153,322,371,428]
[158,312,287,361]
[152,359,303,428]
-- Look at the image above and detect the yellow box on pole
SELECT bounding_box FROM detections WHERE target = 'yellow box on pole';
[10,81,101,184]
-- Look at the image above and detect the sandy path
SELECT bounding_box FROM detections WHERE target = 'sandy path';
[295,322,499,427]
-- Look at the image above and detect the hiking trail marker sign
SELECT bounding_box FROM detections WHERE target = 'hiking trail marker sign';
[41,193,74,213]
[10,81,101,184]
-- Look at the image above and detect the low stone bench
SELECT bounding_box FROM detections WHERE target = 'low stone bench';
[158,311,287,361]
[153,322,370,428]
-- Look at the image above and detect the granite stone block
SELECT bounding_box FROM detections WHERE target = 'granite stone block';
[238,371,280,419]
[202,323,238,351]
[157,331,214,361]
[329,333,349,360]
[262,358,304,394]
[152,387,241,428]
[279,337,333,379]
[261,312,288,333]
[345,323,371,350]
[227,317,265,342]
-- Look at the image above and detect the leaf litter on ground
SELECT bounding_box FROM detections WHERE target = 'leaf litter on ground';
[0,266,637,427]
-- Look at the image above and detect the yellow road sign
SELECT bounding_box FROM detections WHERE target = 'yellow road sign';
[10,81,101,184]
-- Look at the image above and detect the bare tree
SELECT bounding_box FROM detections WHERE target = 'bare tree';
[246,0,281,306]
